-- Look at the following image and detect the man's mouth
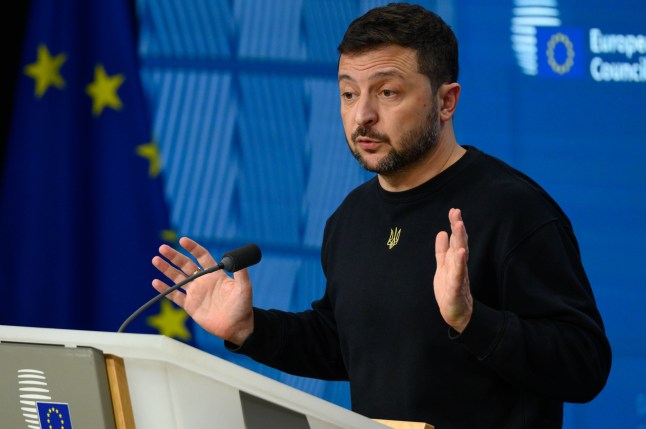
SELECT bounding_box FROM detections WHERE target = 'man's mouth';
[355,137,383,151]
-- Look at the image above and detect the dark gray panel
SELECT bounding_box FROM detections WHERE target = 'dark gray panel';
[240,390,310,429]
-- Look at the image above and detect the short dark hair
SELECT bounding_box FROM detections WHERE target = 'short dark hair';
[337,2,459,93]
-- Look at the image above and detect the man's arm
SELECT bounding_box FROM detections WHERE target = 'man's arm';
[434,210,611,402]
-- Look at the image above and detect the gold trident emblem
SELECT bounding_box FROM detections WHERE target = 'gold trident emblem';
[387,227,401,249]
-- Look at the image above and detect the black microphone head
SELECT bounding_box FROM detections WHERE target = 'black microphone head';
[220,243,262,272]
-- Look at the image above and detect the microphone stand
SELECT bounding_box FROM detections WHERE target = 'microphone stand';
[117,263,224,333]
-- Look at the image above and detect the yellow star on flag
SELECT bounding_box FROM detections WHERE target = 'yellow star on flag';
[85,64,125,116]
[161,229,178,244]
[147,300,192,340]
[24,44,67,98]
[136,141,162,178]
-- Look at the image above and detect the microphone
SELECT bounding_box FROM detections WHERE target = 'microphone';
[220,243,262,272]
[118,243,262,333]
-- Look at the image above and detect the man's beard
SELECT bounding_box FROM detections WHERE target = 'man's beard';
[348,106,440,176]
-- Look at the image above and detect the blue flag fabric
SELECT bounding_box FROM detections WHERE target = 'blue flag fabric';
[36,402,73,429]
[0,0,179,336]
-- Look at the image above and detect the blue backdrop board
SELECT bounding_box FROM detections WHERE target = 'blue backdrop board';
[2,0,644,427]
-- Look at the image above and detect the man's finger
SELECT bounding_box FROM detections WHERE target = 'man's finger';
[180,237,218,269]
[152,279,186,307]
[234,267,251,287]
[159,244,201,276]
[449,209,469,255]
[435,231,449,267]
[153,255,191,284]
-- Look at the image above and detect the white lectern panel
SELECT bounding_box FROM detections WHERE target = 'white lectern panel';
[0,325,387,429]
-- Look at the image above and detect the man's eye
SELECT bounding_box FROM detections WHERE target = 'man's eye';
[382,89,395,97]
[342,92,354,100]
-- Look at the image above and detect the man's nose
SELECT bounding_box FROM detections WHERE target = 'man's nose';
[355,96,378,127]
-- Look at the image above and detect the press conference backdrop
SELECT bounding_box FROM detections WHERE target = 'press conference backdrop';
[2,0,643,427]
[134,0,646,426]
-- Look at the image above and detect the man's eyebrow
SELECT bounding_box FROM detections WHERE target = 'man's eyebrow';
[338,69,405,82]
[369,70,405,80]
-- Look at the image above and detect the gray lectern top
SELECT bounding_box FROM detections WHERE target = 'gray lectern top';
[0,341,115,429]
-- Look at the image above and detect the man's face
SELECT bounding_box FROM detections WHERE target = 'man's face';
[338,45,439,176]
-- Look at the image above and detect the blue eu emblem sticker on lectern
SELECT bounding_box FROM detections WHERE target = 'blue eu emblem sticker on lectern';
[36,402,73,429]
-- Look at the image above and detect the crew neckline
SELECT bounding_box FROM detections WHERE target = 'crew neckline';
[375,145,479,203]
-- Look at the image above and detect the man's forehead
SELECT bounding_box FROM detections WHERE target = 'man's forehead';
[338,46,420,79]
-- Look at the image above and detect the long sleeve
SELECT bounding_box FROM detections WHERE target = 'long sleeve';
[454,220,612,402]
[225,294,349,380]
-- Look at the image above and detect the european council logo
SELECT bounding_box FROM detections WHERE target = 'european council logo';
[36,402,73,429]
[537,28,585,78]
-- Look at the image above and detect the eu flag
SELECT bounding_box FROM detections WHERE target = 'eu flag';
[536,27,586,79]
[37,402,73,429]
[0,0,179,336]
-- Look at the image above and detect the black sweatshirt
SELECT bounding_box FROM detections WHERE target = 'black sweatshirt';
[229,146,611,428]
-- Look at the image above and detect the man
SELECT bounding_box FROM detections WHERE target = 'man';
[152,3,611,427]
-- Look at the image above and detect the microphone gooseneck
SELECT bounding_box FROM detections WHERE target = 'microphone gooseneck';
[118,243,262,333]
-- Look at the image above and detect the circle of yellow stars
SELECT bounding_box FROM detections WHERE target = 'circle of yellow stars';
[24,43,125,118]
[22,43,169,181]
[23,42,184,339]
[45,406,66,429]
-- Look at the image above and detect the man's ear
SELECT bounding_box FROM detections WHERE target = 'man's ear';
[438,82,461,122]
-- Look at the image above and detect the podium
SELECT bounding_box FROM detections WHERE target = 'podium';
[0,325,395,429]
